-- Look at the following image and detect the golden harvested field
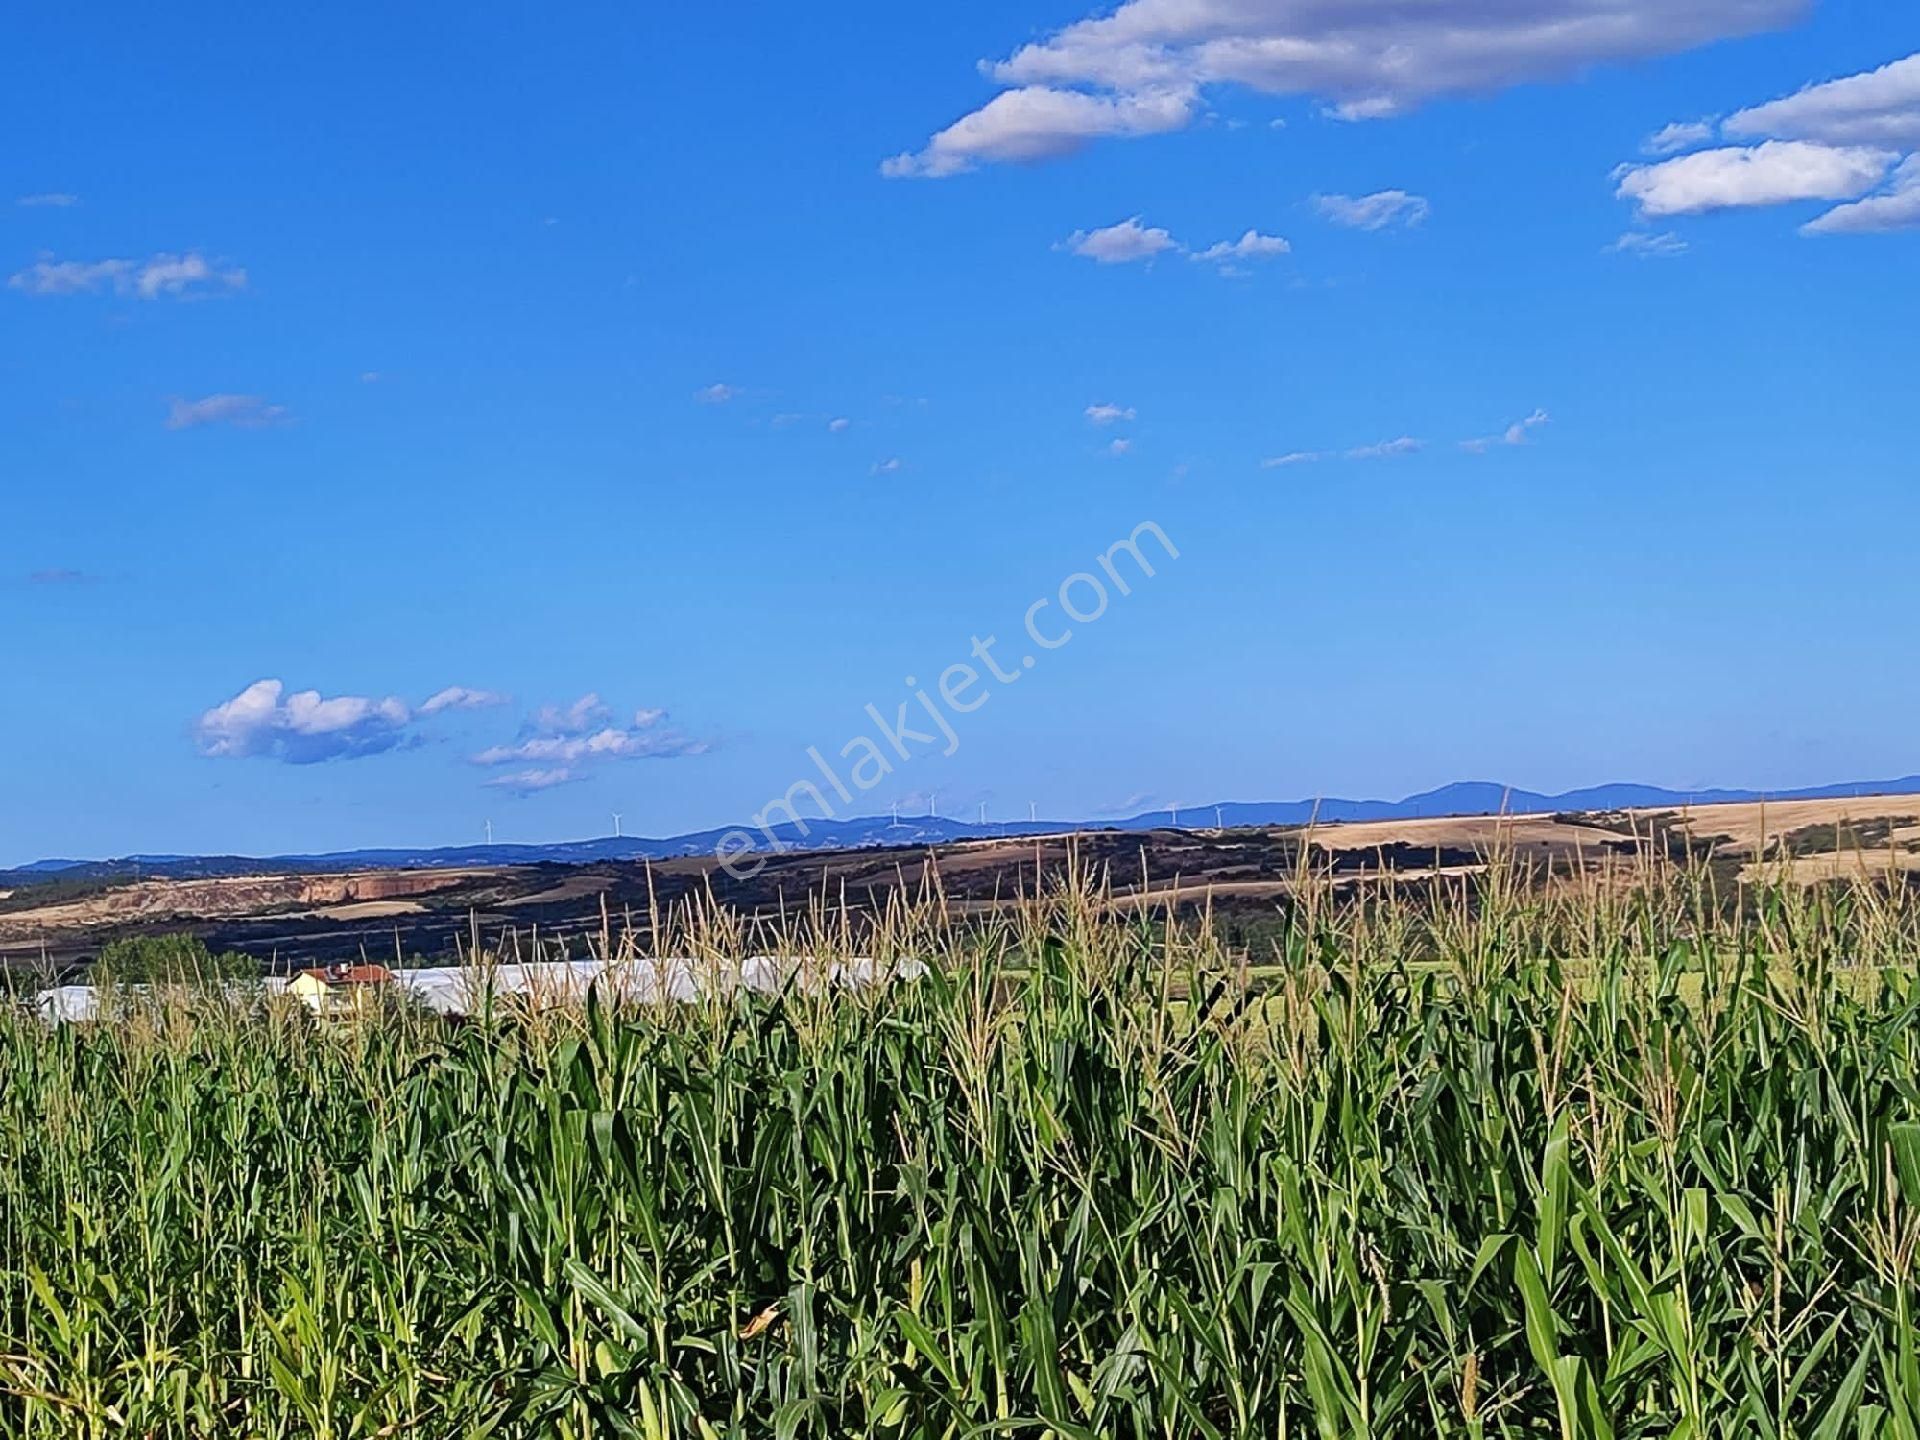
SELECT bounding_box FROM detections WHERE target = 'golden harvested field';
[4,792,1917,970]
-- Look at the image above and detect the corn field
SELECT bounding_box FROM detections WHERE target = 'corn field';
[6,856,1920,1437]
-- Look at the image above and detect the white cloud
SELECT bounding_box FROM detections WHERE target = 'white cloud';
[1615,139,1893,216]
[198,679,516,765]
[16,193,79,208]
[485,767,580,795]
[1644,119,1717,155]
[828,417,851,432]
[11,257,133,296]
[1462,408,1549,452]
[1804,154,1920,233]
[872,456,904,475]
[137,254,242,298]
[886,0,1799,175]
[1274,423,1536,466]
[165,394,290,430]
[1506,410,1550,443]
[883,86,1197,177]
[528,693,612,736]
[1314,190,1430,230]
[420,686,510,715]
[1108,438,1133,455]
[1725,51,1920,148]
[473,723,708,769]
[196,680,415,764]
[696,382,737,403]
[1085,402,1136,425]
[1192,229,1291,264]
[471,694,709,788]
[1617,52,1920,235]
[7,251,246,299]
[1062,216,1179,263]
[1265,434,1425,465]
[1063,218,1291,270]
[1609,229,1689,257]
[1347,436,1423,460]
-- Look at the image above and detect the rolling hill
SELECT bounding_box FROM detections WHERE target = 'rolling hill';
[7,773,1919,890]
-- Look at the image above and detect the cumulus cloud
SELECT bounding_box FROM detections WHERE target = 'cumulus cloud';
[420,686,510,715]
[16,193,79,208]
[7,251,246,299]
[1085,402,1136,425]
[696,382,737,403]
[1803,154,1920,233]
[1063,218,1288,269]
[1314,190,1430,230]
[871,456,904,475]
[1724,51,1920,148]
[1108,438,1133,455]
[165,394,290,430]
[1616,51,1920,234]
[195,679,509,765]
[1644,119,1718,155]
[827,417,851,432]
[1192,229,1291,265]
[1615,139,1893,216]
[1461,408,1549,453]
[1609,229,1689,257]
[1062,216,1179,263]
[472,695,709,774]
[196,680,415,765]
[527,693,612,736]
[885,0,1799,176]
[882,86,1197,177]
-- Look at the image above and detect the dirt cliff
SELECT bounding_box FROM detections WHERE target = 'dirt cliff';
[0,869,476,941]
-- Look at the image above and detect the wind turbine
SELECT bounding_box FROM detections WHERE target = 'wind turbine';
[1170,803,1180,828]
[611,812,623,838]
[888,800,903,829]
[929,792,937,818]
[1030,800,1038,824]
[1215,806,1224,831]
[485,820,494,846]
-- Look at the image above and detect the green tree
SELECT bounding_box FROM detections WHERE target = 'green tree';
[90,934,257,986]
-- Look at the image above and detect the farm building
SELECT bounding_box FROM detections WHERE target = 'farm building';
[288,963,396,1018]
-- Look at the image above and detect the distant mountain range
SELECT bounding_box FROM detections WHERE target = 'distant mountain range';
[8,775,1919,888]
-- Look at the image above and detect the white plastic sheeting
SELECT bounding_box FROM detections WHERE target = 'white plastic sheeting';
[31,955,924,1025]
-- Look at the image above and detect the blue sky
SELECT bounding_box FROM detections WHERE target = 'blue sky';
[4,0,1917,864]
